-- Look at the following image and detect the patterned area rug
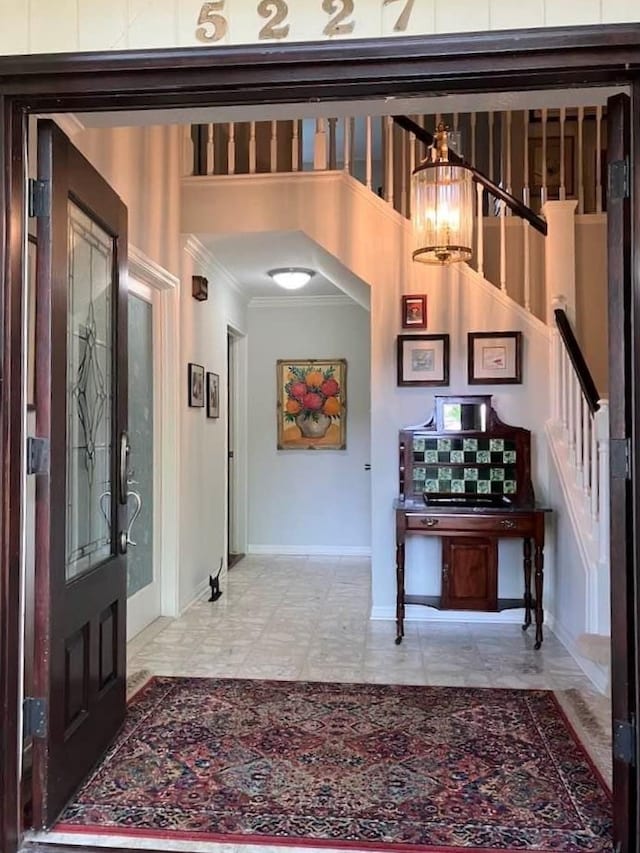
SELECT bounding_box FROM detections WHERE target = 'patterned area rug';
[57,677,611,852]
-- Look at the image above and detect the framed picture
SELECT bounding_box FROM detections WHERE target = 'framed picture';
[468,331,522,385]
[401,294,427,329]
[27,235,37,409]
[277,358,347,450]
[188,362,205,407]
[206,372,220,418]
[397,334,449,387]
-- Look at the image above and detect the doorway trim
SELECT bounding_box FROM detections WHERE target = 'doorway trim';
[227,325,248,563]
[2,23,640,853]
[127,248,181,632]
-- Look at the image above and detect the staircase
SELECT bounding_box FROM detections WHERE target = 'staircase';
[181,103,610,689]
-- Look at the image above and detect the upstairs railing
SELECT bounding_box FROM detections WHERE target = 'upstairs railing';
[184,106,607,320]
[551,301,609,578]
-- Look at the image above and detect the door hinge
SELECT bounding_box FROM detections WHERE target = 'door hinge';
[26,436,49,475]
[613,716,636,765]
[610,438,631,480]
[23,697,47,739]
[608,159,630,201]
[28,178,49,218]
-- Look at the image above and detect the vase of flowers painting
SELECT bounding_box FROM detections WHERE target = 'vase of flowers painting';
[277,359,347,450]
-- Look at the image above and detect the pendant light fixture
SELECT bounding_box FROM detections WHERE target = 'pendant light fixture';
[411,123,475,265]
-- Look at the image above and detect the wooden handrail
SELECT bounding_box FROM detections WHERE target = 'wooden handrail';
[554,308,600,414]
[393,115,548,236]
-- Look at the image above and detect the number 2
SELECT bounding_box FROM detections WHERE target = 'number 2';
[322,0,355,37]
[383,0,415,32]
[195,0,228,43]
[258,0,290,40]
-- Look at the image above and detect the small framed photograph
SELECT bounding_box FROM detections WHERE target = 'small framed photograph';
[468,331,522,385]
[401,294,427,329]
[206,372,220,418]
[188,362,205,407]
[397,334,449,387]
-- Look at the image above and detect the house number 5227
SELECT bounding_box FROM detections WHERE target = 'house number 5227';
[194,0,417,43]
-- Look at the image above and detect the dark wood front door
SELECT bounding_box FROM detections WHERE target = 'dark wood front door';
[607,91,640,850]
[32,121,129,826]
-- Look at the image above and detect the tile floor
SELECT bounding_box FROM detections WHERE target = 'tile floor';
[33,554,612,853]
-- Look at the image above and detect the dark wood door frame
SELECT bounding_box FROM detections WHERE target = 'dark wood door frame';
[1,22,640,853]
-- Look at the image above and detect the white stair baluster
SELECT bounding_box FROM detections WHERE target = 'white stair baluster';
[270,120,278,172]
[314,118,328,171]
[365,116,372,191]
[559,108,566,201]
[291,120,299,172]
[577,107,585,214]
[385,116,394,206]
[206,123,215,175]
[476,182,484,278]
[541,108,548,207]
[499,200,507,292]
[183,125,195,176]
[343,117,352,175]
[227,122,235,175]
[596,106,603,213]
[249,121,256,174]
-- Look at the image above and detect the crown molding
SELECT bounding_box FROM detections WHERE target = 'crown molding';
[46,112,86,137]
[249,294,355,309]
[129,245,179,291]
[182,235,244,297]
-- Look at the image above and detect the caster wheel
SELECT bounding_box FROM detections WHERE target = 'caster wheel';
[534,641,541,650]
[395,636,402,645]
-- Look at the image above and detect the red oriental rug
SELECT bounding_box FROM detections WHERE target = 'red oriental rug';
[56,677,611,852]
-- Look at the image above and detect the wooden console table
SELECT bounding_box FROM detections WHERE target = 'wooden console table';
[394,500,549,648]
[394,395,551,649]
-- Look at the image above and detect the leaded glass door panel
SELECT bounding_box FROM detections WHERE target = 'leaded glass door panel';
[32,121,128,827]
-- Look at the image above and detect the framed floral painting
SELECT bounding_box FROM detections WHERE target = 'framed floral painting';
[277,359,347,450]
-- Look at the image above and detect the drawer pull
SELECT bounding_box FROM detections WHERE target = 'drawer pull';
[421,517,439,527]
[501,519,517,529]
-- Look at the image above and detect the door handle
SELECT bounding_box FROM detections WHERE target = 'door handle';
[125,490,142,547]
[119,431,130,505]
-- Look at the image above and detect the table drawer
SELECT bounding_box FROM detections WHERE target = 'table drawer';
[404,513,535,535]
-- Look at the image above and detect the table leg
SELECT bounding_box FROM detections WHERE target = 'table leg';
[522,537,532,632]
[533,542,544,649]
[395,540,405,645]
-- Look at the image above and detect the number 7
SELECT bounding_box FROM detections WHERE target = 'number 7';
[383,0,415,32]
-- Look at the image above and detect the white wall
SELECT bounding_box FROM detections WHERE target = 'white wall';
[73,124,182,279]
[178,239,248,612]
[246,300,371,554]
[1,1,636,55]
[182,172,556,626]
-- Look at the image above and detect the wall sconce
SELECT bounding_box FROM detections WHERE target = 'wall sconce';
[411,123,474,264]
[192,275,208,301]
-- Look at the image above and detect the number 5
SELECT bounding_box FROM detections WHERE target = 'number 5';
[195,0,228,43]
[383,0,415,32]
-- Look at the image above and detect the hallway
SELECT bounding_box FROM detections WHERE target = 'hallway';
[127,556,612,784]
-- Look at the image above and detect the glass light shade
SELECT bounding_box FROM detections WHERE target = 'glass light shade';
[268,268,314,290]
[411,161,474,264]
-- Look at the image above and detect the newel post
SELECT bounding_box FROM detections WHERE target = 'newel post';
[542,200,578,326]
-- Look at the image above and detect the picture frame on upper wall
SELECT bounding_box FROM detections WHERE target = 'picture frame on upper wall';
[397,334,449,387]
[206,372,220,419]
[188,362,205,407]
[468,331,522,385]
[401,294,427,329]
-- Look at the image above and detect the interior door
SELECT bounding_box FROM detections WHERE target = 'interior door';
[607,92,640,852]
[32,120,129,826]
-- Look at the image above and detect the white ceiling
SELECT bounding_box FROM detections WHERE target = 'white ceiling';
[198,231,370,308]
[74,86,625,129]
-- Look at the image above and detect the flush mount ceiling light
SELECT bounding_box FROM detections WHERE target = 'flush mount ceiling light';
[268,267,315,290]
[411,123,474,265]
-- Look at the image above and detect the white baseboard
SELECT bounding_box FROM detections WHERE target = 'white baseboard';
[178,577,211,616]
[248,544,371,557]
[370,605,532,624]
[546,613,609,694]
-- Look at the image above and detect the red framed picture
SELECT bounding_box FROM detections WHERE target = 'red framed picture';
[401,295,427,329]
